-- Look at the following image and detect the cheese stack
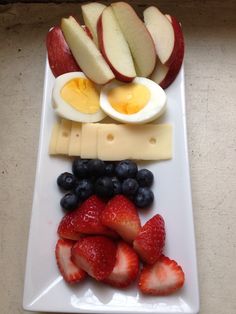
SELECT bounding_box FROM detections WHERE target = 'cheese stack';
[49,118,173,161]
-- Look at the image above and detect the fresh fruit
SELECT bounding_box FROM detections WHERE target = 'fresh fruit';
[101,195,141,242]
[100,77,167,124]
[57,172,77,190]
[115,160,138,180]
[133,214,165,264]
[87,159,106,177]
[52,72,106,123]
[104,162,115,176]
[138,255,185,295]
[111,177,122,195]
[143,6,176,66]
[122,178,139,196]
[72,195,117,237]
[104,241,139,288]
[46,26,80,77]
[61,16,115,85]
[134,187,154,208]
[136,169,154,187]
[97,6,136,82]
[55,239,86,283]
[74,179,94,200]
[60,192,79,211]
[111,2,156,77]
[81,25,93,39]
[71,236,117,280]
[150,16,184,89]
[95,176,114,198]
[81,2,106,47]
[72,158,89,179]
[57,209,81,240]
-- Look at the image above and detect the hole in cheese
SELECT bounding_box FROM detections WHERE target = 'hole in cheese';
[62,131,69,137]
[149,137,156,144]
[76,133,80,137]
[107,134,114,142]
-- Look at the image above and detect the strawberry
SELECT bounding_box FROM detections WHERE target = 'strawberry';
[101,195,141,243]
[73,195,118,237]
[133,214,165,264]
[57,210,81,241]
[138,255,185,295]
[104,241,139,288]
[55,238,86,284]
[71,236,117,281]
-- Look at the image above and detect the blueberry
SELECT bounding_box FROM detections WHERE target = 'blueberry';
[104,162,115,176]
[134,187,154,208]
[87,159,106,177]
[115,160,138,180]
[57,172,77,190]
[122,178,139,196]
[136,169,154,187]
[60,192,79,211]
[111,177,122,195]
[74,179,94,200]
[95,176,114,198]
[72,158,89,179]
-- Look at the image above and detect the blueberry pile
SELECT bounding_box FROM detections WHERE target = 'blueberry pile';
[57,158,154,211]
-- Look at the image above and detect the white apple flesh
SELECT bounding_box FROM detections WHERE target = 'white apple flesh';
[61,16,114,85]
[81,2,106,47]
[97,6,136,82]
[111,2,156,78]
[150,15,184,89]
[144,6,176,66]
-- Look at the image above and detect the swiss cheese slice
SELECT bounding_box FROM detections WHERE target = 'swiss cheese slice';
[97,123,172,160]
[55,119,72,155]
[80,123,99,158]
[68,122,82,156]
[49,122,60,155]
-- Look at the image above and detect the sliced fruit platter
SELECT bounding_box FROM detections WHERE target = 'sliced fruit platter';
[23,2,199,313]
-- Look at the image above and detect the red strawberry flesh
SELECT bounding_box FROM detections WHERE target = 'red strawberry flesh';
[57,210,81,241]
[73,195,118,237]
[133,214,165,264]
[139,254,185,295]
[101,195,141,243]
[55,239,86,284]
[71,236,117,281]
[104,241,139,288]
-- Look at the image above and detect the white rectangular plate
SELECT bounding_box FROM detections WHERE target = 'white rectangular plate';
[23,59,199,313]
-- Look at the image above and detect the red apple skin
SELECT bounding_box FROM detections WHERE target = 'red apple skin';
[159,16,184,89]
[97,16,134,83]
[46,26,81,77]
[81,25,93,40]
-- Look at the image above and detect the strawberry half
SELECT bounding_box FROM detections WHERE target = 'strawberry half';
[139,255,185,295]
[73,195,118,238]
[57,210,81,241]
[133,214,165,264]
[104,241,139,288]
[101,195,141,243]
[55,239,86,284]
[71,236,117,281]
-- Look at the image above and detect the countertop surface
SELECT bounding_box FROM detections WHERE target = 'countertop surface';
[0,1,235,314]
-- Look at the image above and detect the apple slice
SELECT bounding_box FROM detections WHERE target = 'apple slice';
[144,6,177,66]
[81,2,106,47]
[61,16,114,85]
[97,6,136,82]
[150,16,184,89]
[46,26,80,77]
[111,2,156,78]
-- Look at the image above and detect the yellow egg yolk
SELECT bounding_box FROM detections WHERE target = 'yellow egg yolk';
[107,83,151,115]
[61,78,100,114]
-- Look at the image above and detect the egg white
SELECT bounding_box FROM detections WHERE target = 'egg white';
[100,77,167,124]
[52,72,106,122]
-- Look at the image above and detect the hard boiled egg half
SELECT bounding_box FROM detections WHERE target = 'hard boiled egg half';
[52,72,106,122]
[100,77,167,124]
